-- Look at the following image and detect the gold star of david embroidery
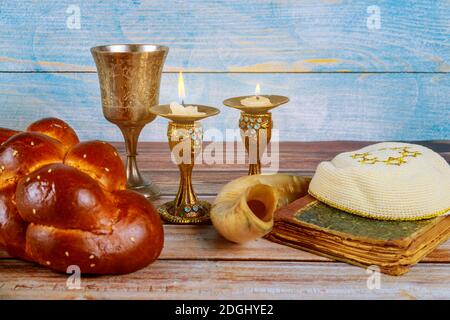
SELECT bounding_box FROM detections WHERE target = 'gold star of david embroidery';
[383,156,407,166]
[350,146,422,166]
[359,157,378,164]
[351,152,369,159]
[401,147,422,158]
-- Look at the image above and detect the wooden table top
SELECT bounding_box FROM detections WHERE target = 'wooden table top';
[1,141,449,300]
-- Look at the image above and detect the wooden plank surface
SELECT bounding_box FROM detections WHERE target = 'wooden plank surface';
[113,141,450,171]
[1,260,449,299]
[0,73,449,141]
[0,141,449,299]
[0,0,449,72]
[2,224,450,262]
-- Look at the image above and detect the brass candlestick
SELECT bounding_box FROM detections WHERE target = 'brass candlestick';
[91,44,168,200]
[223,95,289,175]
[149,104,220,224]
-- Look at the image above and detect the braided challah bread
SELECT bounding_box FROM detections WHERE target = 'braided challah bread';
[0,118,163,274]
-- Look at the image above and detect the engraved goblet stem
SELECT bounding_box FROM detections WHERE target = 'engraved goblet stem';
[119,125,159,197]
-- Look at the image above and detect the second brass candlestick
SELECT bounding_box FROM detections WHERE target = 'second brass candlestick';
[223,95,289,175]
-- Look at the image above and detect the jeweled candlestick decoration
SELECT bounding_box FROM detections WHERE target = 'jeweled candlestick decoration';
[149,104,219,223]
[223,84,289,175]
[239,112,272,175]
[149,72,220,224]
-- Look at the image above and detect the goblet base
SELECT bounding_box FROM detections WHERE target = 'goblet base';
[157,200,211,224]
[128,181,161,201]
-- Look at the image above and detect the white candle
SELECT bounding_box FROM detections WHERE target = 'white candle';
[240,83,272,107]
[169,102,206,116]
[169,71,206,116]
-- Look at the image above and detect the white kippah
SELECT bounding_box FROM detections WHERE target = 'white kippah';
[308,142,450,220]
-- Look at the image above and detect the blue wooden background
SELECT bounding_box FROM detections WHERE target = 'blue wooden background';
[0,0,448,141]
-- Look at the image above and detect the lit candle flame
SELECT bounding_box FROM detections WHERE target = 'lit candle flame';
[178,71,186,104]
[255,83,261,97]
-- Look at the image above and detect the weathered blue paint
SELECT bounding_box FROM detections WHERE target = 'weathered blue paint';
[0,1,448,141]
[0,0,449,72]
[0,72,448,141]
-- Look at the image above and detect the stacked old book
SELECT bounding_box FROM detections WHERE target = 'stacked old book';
[267,194,450,276]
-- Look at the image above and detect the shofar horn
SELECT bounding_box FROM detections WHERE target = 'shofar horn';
[211,174,310,243]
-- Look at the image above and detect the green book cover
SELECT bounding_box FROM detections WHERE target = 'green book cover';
[268,195,450,275]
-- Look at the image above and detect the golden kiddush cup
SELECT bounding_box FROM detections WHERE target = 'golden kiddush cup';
[223,95,289,175]
[91,44,168,200]
[149,104,220,224]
